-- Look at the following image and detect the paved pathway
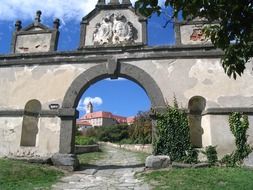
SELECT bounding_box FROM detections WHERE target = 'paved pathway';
[52,145,151,190]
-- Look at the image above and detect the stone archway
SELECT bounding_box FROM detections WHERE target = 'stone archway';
[59,62,166,154]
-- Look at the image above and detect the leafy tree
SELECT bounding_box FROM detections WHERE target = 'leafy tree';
[129,111,152,144]
[135,0,253,79]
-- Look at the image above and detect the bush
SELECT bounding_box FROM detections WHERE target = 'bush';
[75,136,97,145]
[183,146,199,164]
[153,99,193,161]
[129,111,152,144]
[96,124,130,143]
[221,154,236,167]
[202,146,218,166]
[119,138,134,144]
[81,128,97,137]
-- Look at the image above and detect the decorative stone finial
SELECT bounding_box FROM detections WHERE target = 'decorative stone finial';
[122,0,131,5]
[35,10,42,23]
[15,20,22,31]
[53,18,60,29]
[97,0,105,5]
[108,0,120,5]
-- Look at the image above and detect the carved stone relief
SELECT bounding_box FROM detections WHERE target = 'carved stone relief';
[93,13,135,45]
[190,26,206,42]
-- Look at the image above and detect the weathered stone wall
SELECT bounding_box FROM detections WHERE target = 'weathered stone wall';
[15,33,52,53]
[0,117,60,157]
[126,58,253,108]
[0,51,252,157]
[0,63,97,109]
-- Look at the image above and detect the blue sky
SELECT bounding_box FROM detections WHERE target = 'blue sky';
[0,0,175,118]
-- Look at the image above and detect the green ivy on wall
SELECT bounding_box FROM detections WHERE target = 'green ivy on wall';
[222,112,252,166]
[153,99,192,162]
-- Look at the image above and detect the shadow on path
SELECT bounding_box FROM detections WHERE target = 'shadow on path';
[78,163,145,171]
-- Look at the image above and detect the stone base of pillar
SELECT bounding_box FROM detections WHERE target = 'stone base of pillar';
[51,153,79,171]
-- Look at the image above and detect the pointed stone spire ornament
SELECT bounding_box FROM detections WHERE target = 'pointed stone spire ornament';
[34,10,42,25]
[108,0,120,5]
[97,0,105,5]
[15,20,22,31]
[122,0,131,5]
[53,18,60,30]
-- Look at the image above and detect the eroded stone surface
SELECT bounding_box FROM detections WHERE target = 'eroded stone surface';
[52,146,151,190]
[145,155,171,169]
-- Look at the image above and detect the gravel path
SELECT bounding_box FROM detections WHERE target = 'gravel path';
[52,145,151,190]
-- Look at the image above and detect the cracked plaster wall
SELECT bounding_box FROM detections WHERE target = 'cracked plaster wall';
[0,58,253,156]
[0,117,60,157]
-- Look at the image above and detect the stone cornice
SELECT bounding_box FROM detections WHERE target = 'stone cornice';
[0,45,223,67]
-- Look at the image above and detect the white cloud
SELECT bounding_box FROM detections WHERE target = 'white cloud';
[0,0,137,22]
[77,96,103,113]
[83,97,103,106]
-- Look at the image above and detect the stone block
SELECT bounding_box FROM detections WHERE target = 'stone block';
[145,155,171,169]
[51,153,79,171]
[243,152,253,168]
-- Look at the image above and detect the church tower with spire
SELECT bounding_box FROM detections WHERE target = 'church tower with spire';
[86,102,93,113]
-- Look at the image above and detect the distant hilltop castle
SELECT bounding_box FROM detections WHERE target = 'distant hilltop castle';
[76,102,135,129]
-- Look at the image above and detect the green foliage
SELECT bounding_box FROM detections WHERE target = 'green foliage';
[77,113,153,145]
[75,136,97,145]
[129,111,152,144]
[80,128,97,137]
[221,154,236,167]
[96,124,129,143]
[118,138,134,145]
[202,146,218,166]
[135,0,253,79]
[229,112,251,160]
[153,100,192,161]
[183,146,199,164]
[222,112,251,166]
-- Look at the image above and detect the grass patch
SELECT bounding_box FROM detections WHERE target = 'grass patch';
[133,151,149,163]
[0,158,63,190]
[78,148,106,165]
[141,167,253,190]
[75,136,97,145]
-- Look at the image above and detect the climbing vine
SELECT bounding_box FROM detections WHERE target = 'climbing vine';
[222,112,251,166]
[153,98,192,162]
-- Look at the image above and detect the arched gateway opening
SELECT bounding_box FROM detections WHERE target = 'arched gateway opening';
[59,63,166,154]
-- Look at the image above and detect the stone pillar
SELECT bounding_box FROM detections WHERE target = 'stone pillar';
[59,108,78,154]
[108,0,120,5]
[56,108,80,171]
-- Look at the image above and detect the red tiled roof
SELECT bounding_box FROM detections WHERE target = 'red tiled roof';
[76,120,92,126]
